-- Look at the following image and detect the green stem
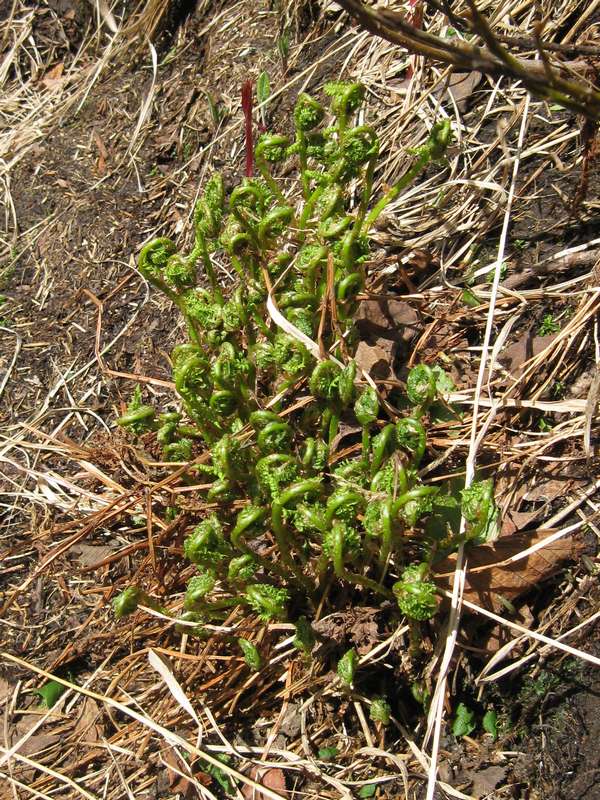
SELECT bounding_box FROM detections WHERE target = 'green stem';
[298,184,326,237]
[342,567,393,598]
[256,159,286,204]
[352,153,377,238]
[328,410,340,447]
[271,480,322,593]
[297,130,310,199]
[194,231,223,305]
[379,497,395,570]
[361,426,370,461]
[371,424,396,477]
[392,486,438,513]
[364,152,429,231]
[329,523,391,598]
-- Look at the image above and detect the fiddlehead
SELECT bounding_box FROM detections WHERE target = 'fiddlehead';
[460,479,498,542]
[116,385,157,435]
[293,93,326,198]
[231,504,268,551]
[354,386,379,460]
[255,134,291,203]
[393,563,437,621]
[138,238,177,291]
[396,416,427,466]
[324,81,365,136]
[184,572,216,611]
[244,584,289,621]
[184,515,231,567]
[406,364,437,410]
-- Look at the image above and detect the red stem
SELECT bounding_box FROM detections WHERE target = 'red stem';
[242,80,254,178]
[406,0,422,79]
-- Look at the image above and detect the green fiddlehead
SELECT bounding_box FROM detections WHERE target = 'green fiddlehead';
[115,81,491,664]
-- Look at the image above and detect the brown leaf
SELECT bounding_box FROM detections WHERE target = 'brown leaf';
[356,297,420,342]
[469,765,507,797]
[354,337,395,379]
[70,543,116,567]
[242,767,287,799]
[0,713,60,758]
[497,331,556,379]
[92,129,108,175]
[434,529,581,613]
[161,745,197,798]
[501,509,540,536]
[74,697,102,743]
[41,63,64,88]
[444,71,482,112]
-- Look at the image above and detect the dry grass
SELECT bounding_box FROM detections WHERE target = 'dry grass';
[1,1,599,799]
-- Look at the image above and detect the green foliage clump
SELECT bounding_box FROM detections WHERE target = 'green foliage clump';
[393,564,437,621]
[114,84,498,690]
[369,698,391,726]
[452,702,476,737]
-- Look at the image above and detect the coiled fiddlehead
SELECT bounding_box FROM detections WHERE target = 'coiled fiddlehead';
[115,81,489,670]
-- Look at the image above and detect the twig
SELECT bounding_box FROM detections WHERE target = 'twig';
[335,0,600,118]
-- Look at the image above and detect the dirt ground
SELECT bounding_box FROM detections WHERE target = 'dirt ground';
[1,1,600,798]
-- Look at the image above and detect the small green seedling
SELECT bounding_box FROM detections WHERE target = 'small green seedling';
[36,679,68,708]
[369,698,391,726]
[358,785,378,798]
[483,708,498,740]
[538,313,560,336]
[238,638,262,671]
[452,702,476,737]
[337,648,358,686]
[257,70,271,126]
[318,746,339,761]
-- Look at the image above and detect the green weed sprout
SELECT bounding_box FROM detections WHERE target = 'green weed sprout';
[337,647,359,686]
[113,84,495,675]
[112,586,163,618]
[238,638,262,671]
[369,698,391,726]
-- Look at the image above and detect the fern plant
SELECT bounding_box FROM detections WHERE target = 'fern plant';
[114,83,496,658]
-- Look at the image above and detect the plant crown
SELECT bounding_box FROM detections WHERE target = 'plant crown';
[114,84,497,674]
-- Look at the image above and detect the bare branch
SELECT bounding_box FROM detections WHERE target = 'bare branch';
[335,0,600,120]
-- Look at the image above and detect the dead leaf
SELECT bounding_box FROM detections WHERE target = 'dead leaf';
[92,129,108,175]
[0,677,11,704]
[501,479,565,535]
[329,422,361,454]
[279,704,301,739]
[501,509,541,536]
[434,529,581,614]
[74,697,102,743]
[355,337,395,379]
[242,767,287,799]
[468,765,507,797]
[70,543,116,567]
[497,331,556,379]
[438,71,482,112]
[41,63,64,88]
[356,297,420,342]
[1,714,61,758]
[312,607,381,653]
[161,745,198,798]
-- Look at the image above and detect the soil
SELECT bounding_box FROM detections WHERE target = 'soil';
[1,2,600,799]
